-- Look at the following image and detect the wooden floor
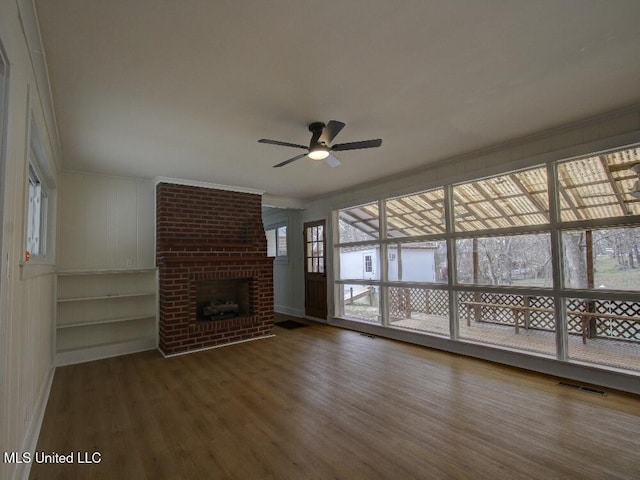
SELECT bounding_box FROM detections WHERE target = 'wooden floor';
[32,320,640,480]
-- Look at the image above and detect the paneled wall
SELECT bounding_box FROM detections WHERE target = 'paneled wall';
[0,2,60,480]
[57,173,155,270]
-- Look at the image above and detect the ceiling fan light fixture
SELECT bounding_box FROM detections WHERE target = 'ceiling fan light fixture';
[308,148,329,160]
[259,120,382,167]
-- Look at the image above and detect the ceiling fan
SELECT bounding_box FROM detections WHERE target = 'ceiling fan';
[258,120,382,168]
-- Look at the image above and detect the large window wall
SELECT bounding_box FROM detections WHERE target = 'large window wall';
[334,146,640,374]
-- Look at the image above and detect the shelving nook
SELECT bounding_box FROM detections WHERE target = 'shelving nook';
[55,268,158,365]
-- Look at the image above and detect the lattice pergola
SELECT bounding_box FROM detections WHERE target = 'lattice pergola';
[339,147,640,238]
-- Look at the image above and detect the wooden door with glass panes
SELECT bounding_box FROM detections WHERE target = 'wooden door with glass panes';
[304,220,327,319]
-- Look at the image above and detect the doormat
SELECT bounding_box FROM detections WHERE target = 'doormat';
[274,320,309,330]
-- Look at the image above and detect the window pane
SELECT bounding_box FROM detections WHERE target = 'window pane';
[26,169,43,255]
[266,228,276,257]
[562,226,640,291]
[557,147,640,222]
[453,166,549,232]
[386,189,445,238]
[338,202,380,242]
[566,297,640,373]
[389,287,449,336]
[458,291,556,356]
[339,246,380,280]
[338,284,380,324]
[456,234,552,287]
[277,226,287,256]
[388,241,447,283]
[39,190,48,255]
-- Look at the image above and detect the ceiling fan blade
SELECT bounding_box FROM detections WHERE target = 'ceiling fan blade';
[273,153,308,168]
[258,138,307,150]
[324,154,342,168]
[332,139,382,151]
[320,120,346,145]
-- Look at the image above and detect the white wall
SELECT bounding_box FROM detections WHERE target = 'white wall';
[388,248,436,282]
[262,207,305,317]
[0,2,61,479]
[339,248,378,280]
[57,173,155,270]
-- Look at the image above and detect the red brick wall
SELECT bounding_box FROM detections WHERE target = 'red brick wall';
[156,183,274,355]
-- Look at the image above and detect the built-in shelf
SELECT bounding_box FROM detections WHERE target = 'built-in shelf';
[58,315,156,329]
[57,336,157,354]
[58,292,155,303]
[57,268,158,276]
[55,268,158,365]
[55,336,157,366]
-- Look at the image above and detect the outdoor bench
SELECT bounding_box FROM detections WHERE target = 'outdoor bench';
[464,301,640,344]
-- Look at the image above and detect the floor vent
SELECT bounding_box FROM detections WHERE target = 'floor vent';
[558,381,607,396]
[360,333,377,339]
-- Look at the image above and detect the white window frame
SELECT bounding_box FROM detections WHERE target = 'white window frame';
[333,143,640,375]
[26,163,47,257]
[266,224,288,260]
[23,114,56,269]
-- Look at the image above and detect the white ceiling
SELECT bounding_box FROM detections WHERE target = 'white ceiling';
[35,0,640,203]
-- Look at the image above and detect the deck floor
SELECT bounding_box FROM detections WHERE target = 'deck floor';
[344,311,640,372]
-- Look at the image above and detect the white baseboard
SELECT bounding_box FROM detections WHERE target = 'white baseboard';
[55,337,157,366]
[274,305,305,318]
[17,364,55,480]
[159,334,275,358]
[305,315,328,324]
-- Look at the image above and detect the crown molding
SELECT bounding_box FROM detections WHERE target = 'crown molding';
[153,176,265,195]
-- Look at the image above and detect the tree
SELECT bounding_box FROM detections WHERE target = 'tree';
[563,233,587,289]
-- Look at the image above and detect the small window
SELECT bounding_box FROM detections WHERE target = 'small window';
[364,254,373,273]
[266,225,287,258]
[26,164,48,257]
[25,117,53,261]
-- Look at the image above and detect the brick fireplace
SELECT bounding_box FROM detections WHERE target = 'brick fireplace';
[156,182,274,355]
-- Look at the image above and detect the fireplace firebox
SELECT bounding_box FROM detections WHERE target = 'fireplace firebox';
[196,278,251,321]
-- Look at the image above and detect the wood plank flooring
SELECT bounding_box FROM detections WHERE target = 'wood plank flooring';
[31,321,640,479]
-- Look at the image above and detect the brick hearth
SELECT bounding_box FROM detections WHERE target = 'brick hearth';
[156,182,274,355]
